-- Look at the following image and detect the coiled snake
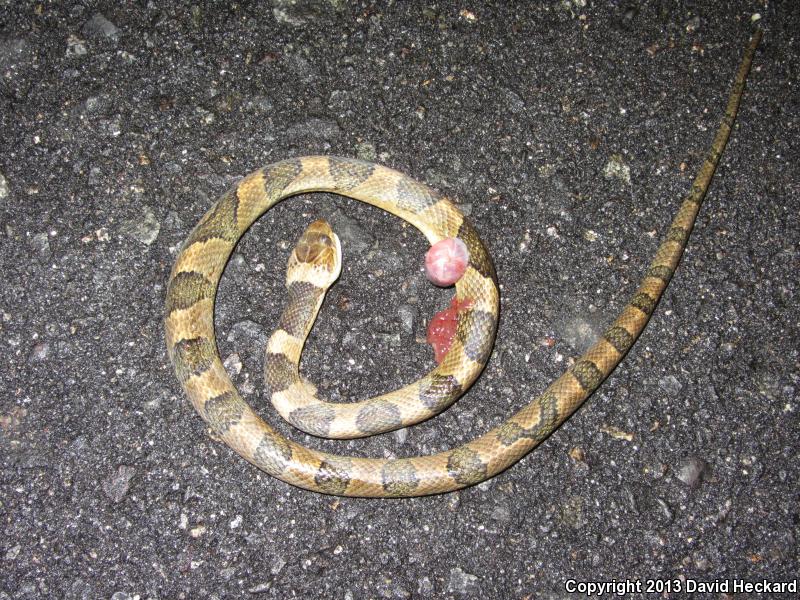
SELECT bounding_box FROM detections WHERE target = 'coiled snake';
[165,31,761,497]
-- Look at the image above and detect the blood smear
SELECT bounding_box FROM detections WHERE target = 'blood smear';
[426,297,473,364]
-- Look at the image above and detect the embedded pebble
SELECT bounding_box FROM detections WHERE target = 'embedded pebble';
[490,503,512,522]
[685,15,702,33]
[417,577,434,595]
[328,89,351,113]
[655,498,674,524]
[248,582,271,593]
[223,353,242,377]
[448,567,480,594]
[356,141,377,161]
[30,232,51,259]
[676,456,708,488]
[505,88,526,113]
[393,427,408,445]
[560,494,587,529]
[66,35,88,57]
[100,116,123,137]
[376,331,401,347]
[270,555,287,575]
[457,202,473,216]
[562,316,602,353]
[243,95,274,113]
[227,253,246,272]
[227,320,268,361]
[627,483,674,527]
[342,330,357,348]
[330,210,373,254]
[66,579,93,600]
[82,13,120,39]
[120,206,160,245]
[29,342,50,362]
[659,374,683,397]
[447,492,461,512]
[0,172,8,199]
[83,95,102,113]
[0,37,34,70]
[102,465,136,502]
[397,304,416,335]
[603,153,631,184]
[272,2,308,26]
[285,117,341,140]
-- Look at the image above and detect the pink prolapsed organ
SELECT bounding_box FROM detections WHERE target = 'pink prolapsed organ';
[424,238,468,287]
[426,298,474,364]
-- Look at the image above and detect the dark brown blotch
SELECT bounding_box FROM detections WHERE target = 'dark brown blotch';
[603,325,634,354]
[646,265,673,283]
[288,404,336,437]
[253,433,293,475]
[173,337,216,383]
[314,457,352,495]
[264,352,298,395]
[355,400,403,435]
[263,159,303,200]
[204,391,244,434]
[631,292,656,315]
[381,460,420,496]
[166,271,214,314]
[495,421,527,446]
[394,176,441,213]
[328,157,375,190]
[186,189,239,245]
[279,281,323,338]
[457,221,496,281]
[571,360,603,392]
[446,446,487,486]
[534,390,560,440]
[496,390,559,446]
[688,184,701,200]
[419,373,463,412]
[666,226,689,245]
[455,309,496,365]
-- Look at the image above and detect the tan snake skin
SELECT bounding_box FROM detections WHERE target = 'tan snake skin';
[264,216,498,440]
[165,31,761,497]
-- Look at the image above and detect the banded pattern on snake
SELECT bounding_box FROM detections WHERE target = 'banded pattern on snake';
[165,31,761,497]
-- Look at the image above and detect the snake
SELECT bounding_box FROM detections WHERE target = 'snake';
[165,31,761,497]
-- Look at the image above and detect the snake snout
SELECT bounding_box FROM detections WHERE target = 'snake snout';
[287,219,342,289]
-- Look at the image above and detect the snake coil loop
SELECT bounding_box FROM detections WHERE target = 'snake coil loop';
[165,31,760,496]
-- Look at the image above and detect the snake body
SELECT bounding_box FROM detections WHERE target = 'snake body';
[263,218,495,439]
[165,32,760,497]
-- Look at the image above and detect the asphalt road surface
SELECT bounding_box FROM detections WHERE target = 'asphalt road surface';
[1,2,797,598]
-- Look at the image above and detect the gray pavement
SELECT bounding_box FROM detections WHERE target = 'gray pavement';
[1,2,797,598]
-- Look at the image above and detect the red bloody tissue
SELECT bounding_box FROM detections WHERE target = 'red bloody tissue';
[426,297,473,364]
[424,238,468,287]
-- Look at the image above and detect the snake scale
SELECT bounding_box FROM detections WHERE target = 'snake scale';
[165,31,761,497]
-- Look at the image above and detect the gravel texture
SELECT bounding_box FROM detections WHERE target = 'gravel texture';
[1,2,798,598]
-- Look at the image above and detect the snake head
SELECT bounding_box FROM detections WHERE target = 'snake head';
[286,219,342,290]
